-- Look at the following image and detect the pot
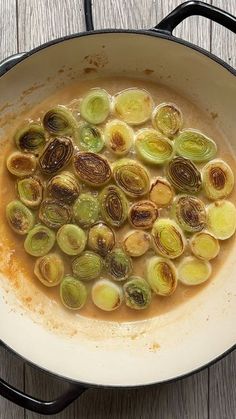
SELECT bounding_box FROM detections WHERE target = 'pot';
[0,0,235,415]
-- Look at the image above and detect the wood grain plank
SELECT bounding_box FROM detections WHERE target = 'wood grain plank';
[0,347,24,419]
[93,0,211,50]
[211,0,236,67]
[0,0,17,61]
[209,352,236,419]
[77,370,208,419]
[18,0,85,52]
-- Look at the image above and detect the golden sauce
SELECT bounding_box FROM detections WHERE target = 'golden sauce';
[0,76,236,323]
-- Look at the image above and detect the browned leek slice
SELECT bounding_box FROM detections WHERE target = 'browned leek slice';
[166,156,202,193]
[73,152,112,186]
[39,137,74,175]
[128,200,158,229]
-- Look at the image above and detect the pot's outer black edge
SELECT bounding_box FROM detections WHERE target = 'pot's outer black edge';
[0,12,236,417]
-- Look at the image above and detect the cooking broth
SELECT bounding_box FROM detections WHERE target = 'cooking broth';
[0,76,236,322]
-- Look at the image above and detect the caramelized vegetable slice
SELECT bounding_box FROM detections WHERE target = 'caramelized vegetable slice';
[80,89,111,124]
[47,171,80,204]
[190,231,220,260]
[60,275,87,310]
[149,177,174,208]
[39,137,74,175]
[72,251,103,281]
[152,218,186,259]
[99,185,128,227]
[178,256,211,286]
[73,152,112,186]
[24,224,55,256]
[92,279,123,311]
[57,224,86,255]
[206,200,236,240]
[17,176,43,208]
[113,158,150,198]
[15,123,46,154]
[34,253,64,287]
[73,193,100,227]
[104,119,134,155]
[172,194,206,233]
[39,199,72,229]
[147,256,178,296]
[135,128,174,165]
[43,106,78,136]
[106,248,133,281]
[114,88,153,125]
[166,156,202,194]
[124,277,151,310]
[152,103,183,138]
[175,130,217,162]
[202,159,234,200]
[6,200,35,235]
[75,123,104,153]
[128,200,158,229]
[123,230,151,257]
[7,152,37,177]
[88,222,115,257]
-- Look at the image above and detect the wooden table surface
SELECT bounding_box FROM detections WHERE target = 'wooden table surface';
[0,0,235,417]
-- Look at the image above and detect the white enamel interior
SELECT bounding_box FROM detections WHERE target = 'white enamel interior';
[0,32,235,387]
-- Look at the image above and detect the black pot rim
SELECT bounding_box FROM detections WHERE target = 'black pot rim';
[0,27,235,390]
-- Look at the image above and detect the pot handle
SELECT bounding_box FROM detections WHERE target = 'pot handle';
[155,1,236,34]
[0,340,87,415]
[0,52,27,77]
[0,375,87,415]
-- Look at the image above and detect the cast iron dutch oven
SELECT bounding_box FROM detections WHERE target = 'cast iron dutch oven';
[0,0,235,415]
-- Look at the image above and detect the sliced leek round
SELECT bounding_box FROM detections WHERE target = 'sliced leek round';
[99,185,128,228]
[152,103,183,138]
[147,256,178,296]
[73,193,100,228]
[178,256,211,286]
[7,152,37,177]
[105,248,133,281]
[166,156,202,194]
[17,176,43,208]
[47,171,80,204]
[73,151,112,187]
[114,88,153,125]
[172,194,206,233]
[190,231,220,260]
[6,200,35,235]
[124,277,151,310]
[92,279,123,311]
[43,106,78,136]
[60,275,87,310]
[175,129,217,162]
[149,177,174,208]
[75,123,104,153]
[128,200,158,230]
[104,119,134,155]
[80,88,110,124]
[202,159,234,200]
[113,158,150,198]
[88,222,115,257]
[24,224,56,257]
[123,230,151,257]
[72,251,103,281]
[34,253,64,287]
[135,129,174,165]
[15,123,46,154]
[152,218,186,259]
[39,199,72,229]
[57,224,87,255]
[207,200,236,240]
[39,137,74,175]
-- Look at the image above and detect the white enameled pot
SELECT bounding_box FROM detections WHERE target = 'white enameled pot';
[0,1,235,415]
